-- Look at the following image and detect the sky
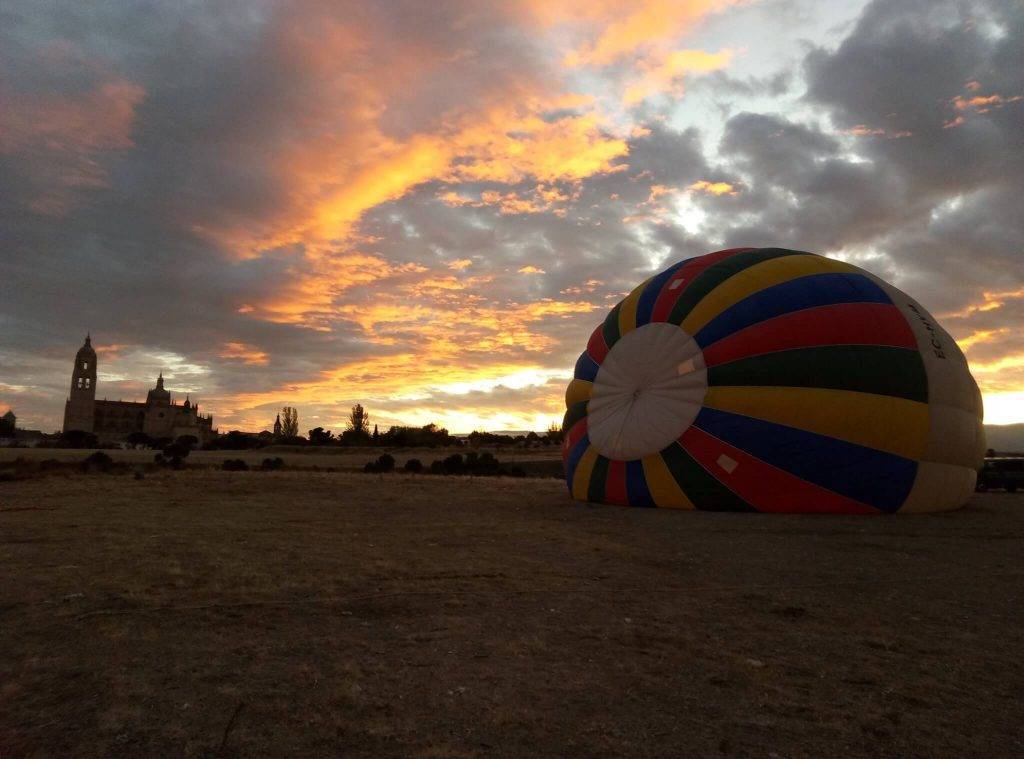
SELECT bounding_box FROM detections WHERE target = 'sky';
[1,0,1022,434]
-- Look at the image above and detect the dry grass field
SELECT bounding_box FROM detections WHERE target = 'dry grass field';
[2,470,1023,757]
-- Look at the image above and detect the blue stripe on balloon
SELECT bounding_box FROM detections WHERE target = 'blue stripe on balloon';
[635,259,688,327]
[574,351,600,382]
[625,459,656,507]
[695,272,892,348]
[564,432,591,492]
[692,406,916,513]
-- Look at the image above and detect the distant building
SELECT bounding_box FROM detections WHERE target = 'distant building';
[273,413,282,436]
[0,409,48,447]
[62,335,216,444]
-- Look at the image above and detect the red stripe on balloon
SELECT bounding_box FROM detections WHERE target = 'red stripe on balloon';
[702,302,918,367]
[604,459,629,506]
[650,248,755,323]
[561,417,588,463]
[586,323,609,364]
[678,426,878,514]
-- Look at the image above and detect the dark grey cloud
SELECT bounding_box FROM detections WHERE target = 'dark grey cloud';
[1,0,1021,430]
[703,0,1023,306]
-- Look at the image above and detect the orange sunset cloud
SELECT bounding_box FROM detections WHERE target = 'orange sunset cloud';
[3,0,1022,435]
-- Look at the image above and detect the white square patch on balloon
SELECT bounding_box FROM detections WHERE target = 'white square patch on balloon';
[716,454,738,474]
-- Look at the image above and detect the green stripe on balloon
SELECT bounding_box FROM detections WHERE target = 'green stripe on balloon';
[562,400,589,434]
[666,248,805,326]
[708,345,928,403]
[602,302,622,351]
[660,441,754,512]
[587,454,610,503]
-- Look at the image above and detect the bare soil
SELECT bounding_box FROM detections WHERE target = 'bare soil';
[1,471,1022,757]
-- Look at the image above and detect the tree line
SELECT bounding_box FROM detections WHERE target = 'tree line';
[39,403,563,450]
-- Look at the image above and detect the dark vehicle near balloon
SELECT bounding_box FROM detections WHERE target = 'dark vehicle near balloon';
[976,457,1024,492]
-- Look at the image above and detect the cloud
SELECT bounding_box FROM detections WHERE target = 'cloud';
[562,0,740,67]
[0,41,145,215]
[1,0,1022,431]
[623,48,735,104]
[687,180,738,196]
[220,342,270,365]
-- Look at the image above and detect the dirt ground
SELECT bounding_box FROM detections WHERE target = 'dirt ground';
[2,471,1022,757]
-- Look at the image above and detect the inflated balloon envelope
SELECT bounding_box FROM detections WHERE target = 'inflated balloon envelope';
[561,247,985,514]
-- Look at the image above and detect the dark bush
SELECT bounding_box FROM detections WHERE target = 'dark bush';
[207,430,264,450]
[83,450,114,472]
[58,429,99,449]
[259,457,285,471]
[222,458,249,471]
[403,458,423,473]
[441,453,465,474]
[474,452,500,474]
[126,432,155,449]
[363,453,396,473]
[422,452,528,478]
[466,431,515,447]
[161,441,191,470]
[308,427,334,445]
[378,423,453,447]
[162,442,191,459]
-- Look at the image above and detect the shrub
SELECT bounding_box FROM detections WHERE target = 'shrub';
[83,450,114,472]
[222,458,249,471]
[403,458,423,473]
[422,452,528,478]
[58,430,99,449]
[160,442,190,470]
[126,432,155,449]
[207,430,264,450]
[363,453,396,473]
[259,457,285,471]
[474,452,500,475]
[175,434,199,450]
[442,453,465,474]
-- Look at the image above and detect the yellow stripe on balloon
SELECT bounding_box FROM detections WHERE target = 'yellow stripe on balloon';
[571,445,599,501]
[702,386,930,460]
[682,254,859,335]
[617,277,651,338]
[642,453,695,509]
[565,378,593,407]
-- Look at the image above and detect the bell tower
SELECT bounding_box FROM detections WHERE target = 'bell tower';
[63,335,97,432]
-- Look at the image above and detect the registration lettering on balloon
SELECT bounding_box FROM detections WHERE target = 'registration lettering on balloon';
[561,247,984,514]
[906,301,947,359]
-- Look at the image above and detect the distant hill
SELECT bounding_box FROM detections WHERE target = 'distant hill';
[985,424,1024,454]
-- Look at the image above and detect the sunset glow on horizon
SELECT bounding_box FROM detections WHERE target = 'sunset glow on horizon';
[2,0,1022,432]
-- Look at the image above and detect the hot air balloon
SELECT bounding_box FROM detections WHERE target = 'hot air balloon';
[561,247,984,514]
